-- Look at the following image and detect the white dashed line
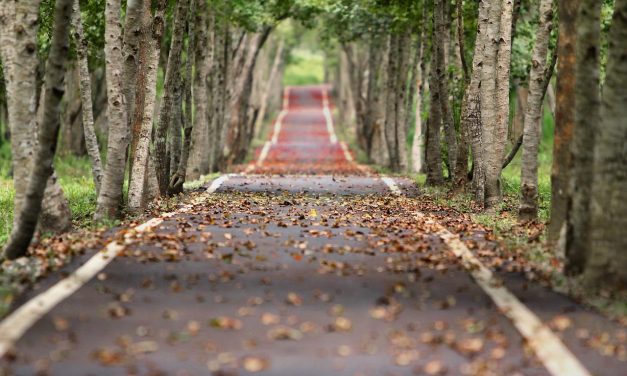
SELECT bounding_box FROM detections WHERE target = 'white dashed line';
[322,87,338,145]
[381,176,402,195]
[339,141,354,162]
[0,174,230,358]
[381,177,591,376]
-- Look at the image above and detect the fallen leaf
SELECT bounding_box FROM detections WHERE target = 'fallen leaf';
[210,316,243,330]
[285,292,303,306]
[242,356,270,372]
[267,326,303,341]
[424,360,447,375]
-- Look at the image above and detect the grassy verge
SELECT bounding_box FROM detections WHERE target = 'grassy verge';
[0,147,98,246]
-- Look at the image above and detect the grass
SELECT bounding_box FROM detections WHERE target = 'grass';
[283,48,325,87]
[501,106,554,222]
[0,144,98,246]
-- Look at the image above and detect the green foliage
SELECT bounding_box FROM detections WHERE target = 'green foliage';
[283,49,325,86]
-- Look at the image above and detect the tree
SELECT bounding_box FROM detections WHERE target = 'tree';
[0,0,72,236]
[463,0,490,202]
[584,0,627,289]
[127,0,168,211]
[154,0,189,196]
[187,4,214,180]
[474,0,514,209]
[3,0,73,259]
[94,0,129,221]
[72,0,103,194]
[519,0,555,221]
[549,0,580,241]
[169,0,199,195]
[433,0,458,180]
[410,29,425,174]
[565,0,602,273]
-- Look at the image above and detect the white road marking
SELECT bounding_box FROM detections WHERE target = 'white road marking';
[256,141,272,167]
[283,87,290,109]
[271,87,291,145]
[381,177,591,376]
[381,176,402,195]
[0,242,127,358]
[206,174,230,194]
[322,88,338,145]
[0,174,231,358]
[271,110,288,145]
[339,142,354,162]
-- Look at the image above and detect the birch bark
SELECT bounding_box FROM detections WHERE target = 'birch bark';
[127,0,168,211]
[72,0,103,194]
[187,4,213,180]
[4,0,73,259]
[0,0,71,234]
[95,0,129,220]
[519,0,554,220]
[154,0,189,195]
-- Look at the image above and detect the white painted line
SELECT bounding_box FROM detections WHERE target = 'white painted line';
[271,110,288,145]
[381,177,591,376]
[206,174,230,194]
[0,241,124,358]
[381,176,402,195]
[0,174,230,358]
[339,142,354,162]
[282,87,290,109]
[322,88,338,145]
[257,141,272,167]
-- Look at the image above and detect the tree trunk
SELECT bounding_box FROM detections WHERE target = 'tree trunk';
[435,0,458,180]
[519,0,554,221]
[395,34,411,172]
[363,36,382,159]
[411,41,424,173]
[549,0,579,242]
[584,0,627,289]
[3,0,73,259]
[255,40,284,137]
[338,48,356,133]
[342,43,368,150]
[95,0,129,220]
[127,0,168,211]
[122,0,143,125]
[566,0,601,274]
[167,80,183,184]
[481,0,513,210]
[457,0,470,83]
[0,0,71,235]
[463,0,490,203]
[154,0,189,196]
[72,0,103,194]
[230,29,273,165]
[365,36,390,167]
[426,44,444,185]
[60,64,86,156]
[210,23,229,172]
[187,4,213,180]
[384,35,401,172]
[169,0,197,194]
[411,39,425,174]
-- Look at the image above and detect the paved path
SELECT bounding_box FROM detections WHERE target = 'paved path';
[1,86,625,375]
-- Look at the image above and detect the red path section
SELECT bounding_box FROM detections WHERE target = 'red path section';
[249,85,365,175]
